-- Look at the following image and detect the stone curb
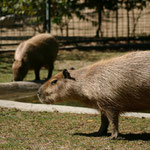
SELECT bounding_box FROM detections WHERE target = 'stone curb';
[0,100,99,114]
[1,100,150,118]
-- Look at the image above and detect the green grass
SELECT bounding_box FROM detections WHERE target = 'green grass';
[0,108,150,149]
[0,53,14,82]
[0,50,125,83]
[57,50,124,61]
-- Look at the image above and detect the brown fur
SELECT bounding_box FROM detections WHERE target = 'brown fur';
[37,51,150,139]
[12,33,59,81]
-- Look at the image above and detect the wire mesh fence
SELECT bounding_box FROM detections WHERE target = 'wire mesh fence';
[1,1,150,50]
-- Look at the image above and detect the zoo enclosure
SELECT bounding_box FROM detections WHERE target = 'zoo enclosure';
[1,0,150,50]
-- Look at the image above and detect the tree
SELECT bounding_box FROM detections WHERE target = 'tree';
[0,0,82,34]
[0,0,46,32]
[123,0,150,36]
[1,0,150,37]
[51,0,82,36]
[83,0,119,38]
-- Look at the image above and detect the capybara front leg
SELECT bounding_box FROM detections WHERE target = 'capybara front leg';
[98,112,109,136]
[47,64,54,79]
[34,67,40,80]
[105,110,119,140]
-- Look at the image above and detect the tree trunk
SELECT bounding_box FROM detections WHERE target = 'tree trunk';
[96,9,103,38]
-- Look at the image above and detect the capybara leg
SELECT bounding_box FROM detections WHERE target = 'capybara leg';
[98,112,109,136]
[34,68,40,80]
[47,64,54,79]
[105,110,119,140]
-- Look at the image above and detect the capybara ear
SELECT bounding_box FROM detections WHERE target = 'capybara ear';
[63,69,71,79]
[63,69,75,80]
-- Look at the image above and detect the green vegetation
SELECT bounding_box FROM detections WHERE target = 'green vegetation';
[0,53,14,82]
[1,0,150,35]
[0,108,150,149]
[0,50,125,83]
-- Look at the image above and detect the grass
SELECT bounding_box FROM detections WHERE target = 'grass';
[1,107,150,149]
[0,50,125,83]
[1,50,150,149]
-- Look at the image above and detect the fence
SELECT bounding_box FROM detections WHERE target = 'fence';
[1,1,150,51]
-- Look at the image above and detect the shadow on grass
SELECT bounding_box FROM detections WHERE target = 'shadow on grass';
[73,132,111,137]
[73,132,150,141]
[119,133,150,141]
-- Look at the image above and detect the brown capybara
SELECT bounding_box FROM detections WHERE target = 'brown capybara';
[12,33,59,81]
[37,51,150,139]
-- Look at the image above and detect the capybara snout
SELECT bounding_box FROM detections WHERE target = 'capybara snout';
[12,60,27,81]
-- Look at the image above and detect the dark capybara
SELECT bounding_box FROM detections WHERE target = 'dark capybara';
[37,51,150,139]
[12,33,59,81]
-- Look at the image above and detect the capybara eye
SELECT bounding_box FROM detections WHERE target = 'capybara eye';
[51,80,57,85]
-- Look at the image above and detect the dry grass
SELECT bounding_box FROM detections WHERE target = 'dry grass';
[1,107,150,150]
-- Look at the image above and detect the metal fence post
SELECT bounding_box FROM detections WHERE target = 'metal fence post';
[46,0,51,33]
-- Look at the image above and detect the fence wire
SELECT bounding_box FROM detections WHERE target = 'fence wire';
[0,1,150,50]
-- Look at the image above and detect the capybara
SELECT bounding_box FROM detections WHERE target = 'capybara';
[12,33,59,81]
[37,51,150,139]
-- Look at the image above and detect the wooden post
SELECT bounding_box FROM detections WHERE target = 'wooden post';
[46,0,51,33]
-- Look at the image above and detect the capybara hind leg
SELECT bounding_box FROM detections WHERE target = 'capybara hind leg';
[98,112,109,136]
[34,67,40,80]
[47,64,54,79]
[105,110,119,140]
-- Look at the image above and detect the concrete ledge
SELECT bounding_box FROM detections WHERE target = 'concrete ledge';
[0,81,43,100]
[0,81,43,94]
[1,100,150,118]
[121,112,150,118]
[0,100,99,114]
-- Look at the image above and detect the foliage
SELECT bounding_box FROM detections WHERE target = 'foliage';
[1,0,150,34]
[1,0,46,32]
[123,0,150,11]
[83,0,150,11]
[51,0,83,35]
[51,0,82,24]
[1,0,44,16]
[0,0,82,33]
